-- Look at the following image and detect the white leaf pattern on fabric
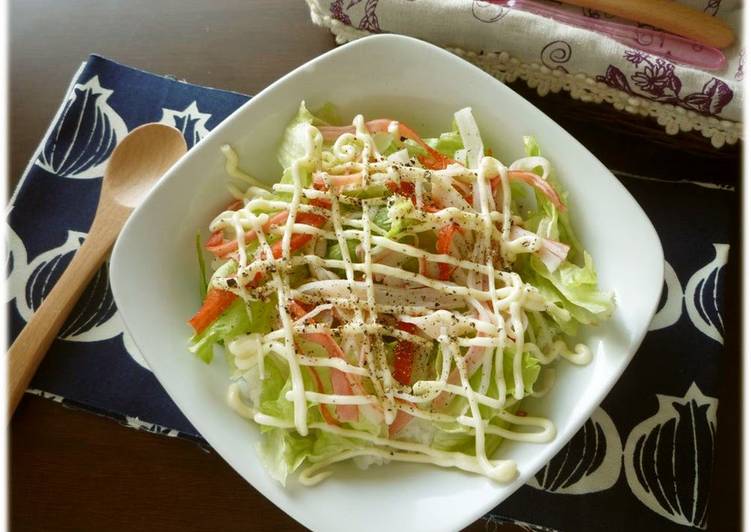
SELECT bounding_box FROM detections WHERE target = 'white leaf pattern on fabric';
[27,389,185,439]
[160,101,211,148]
[26,388,65,403]
[483,514,560,532]
[5,221,28,303]
[36,76,128,179]
[10,231,122,343]
[58,262,121,342]
[685,244,728,344]
[15,230,87,322]
[649,260,683,331]
[124,415,180,437]
[528,407,622,494]
[624,383,717,529]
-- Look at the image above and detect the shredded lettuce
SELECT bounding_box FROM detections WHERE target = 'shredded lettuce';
[193,108,614,486]
[189,295,276,364]
[188,299,251,364]
[255,360,310,485]
[342,183,389,200]
[524,135,542,157]
[454,108,483,169]
[532,254,614,318]
[248,297,277,335]
[256,355,366,485]
[521,136,585,259]
[196,232,208,298]
[371,197,416,238]
[504,349,541,395]
[425,130,464,159]
[326,239,359,263]
[310,102,341,126]
[277,101,322,174]
[258,428,312,486]
[515,136,613,325]
[402,138,428,159]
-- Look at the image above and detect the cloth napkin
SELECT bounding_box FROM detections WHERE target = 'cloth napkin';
[7,55,734,531]
[306,0,743,148]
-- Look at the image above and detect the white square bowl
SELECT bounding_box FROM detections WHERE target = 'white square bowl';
[110,34,664,532]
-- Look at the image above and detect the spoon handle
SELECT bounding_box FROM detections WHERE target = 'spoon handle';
[558,0,735,49]
[7,205,128,418]
[500,0,727,71]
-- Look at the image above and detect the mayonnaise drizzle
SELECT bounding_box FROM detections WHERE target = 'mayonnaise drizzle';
[211,113,600,485]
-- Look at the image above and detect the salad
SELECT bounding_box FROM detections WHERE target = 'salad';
[187,102,614,486]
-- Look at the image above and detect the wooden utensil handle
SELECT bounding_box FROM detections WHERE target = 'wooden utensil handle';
[7,207,126,418]
[560,0,735,49]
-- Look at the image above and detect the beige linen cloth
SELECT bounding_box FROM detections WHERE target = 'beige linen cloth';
[307,0,743,147]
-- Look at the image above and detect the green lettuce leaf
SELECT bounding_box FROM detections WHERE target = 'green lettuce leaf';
[255,358,320,485]
[326,239,359,263]
[259,425,363,486]
[311,429,360,457]
[188,294,276,364]
[523,135,542,157]
[255,352,373,485]
[431,425,475,453]
[532,253,614,317]
[402,138,428,159]
[342,183,389,200]
[277,101,321,173]
[259,361,295,422]
[188,299,251,364]
[258,427,313,486]
[208,258,237,286]
[247,297,276,335]
[431,419,504,457]
[516,250,613,336]
[310,102,341,126]
[503,349,541,396]
[373,197,415,238]
[520,136,585,258]
[195,232,208,299]
[425,129,464,158]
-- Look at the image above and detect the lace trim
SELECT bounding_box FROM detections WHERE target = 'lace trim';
[307,0,741,148]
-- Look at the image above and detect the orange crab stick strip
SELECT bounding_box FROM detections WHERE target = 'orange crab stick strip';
[206,210,290,257]
[188,288,237,334]
[318,119,457,170]
[207,211,327,258]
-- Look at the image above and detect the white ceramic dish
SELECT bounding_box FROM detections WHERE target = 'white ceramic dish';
[110,34,663,532]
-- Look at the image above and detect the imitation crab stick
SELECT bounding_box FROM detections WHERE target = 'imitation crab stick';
[436,224,462,281]
[306,365,340,426]
[313,171,364,189]
[432,337,492,411]
[207,211,326,258]
[188,288,237,334]
[318,119,456,170]
[290,300,363,423]
[490,170,567,212]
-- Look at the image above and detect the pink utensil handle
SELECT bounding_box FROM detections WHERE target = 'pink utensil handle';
[608,25,726,71]
[493,0,727,71]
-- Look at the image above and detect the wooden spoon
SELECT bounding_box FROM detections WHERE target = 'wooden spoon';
[559,0,735,49]
[7,123,188,418]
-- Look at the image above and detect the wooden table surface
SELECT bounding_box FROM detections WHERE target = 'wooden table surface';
[9,1,741,531]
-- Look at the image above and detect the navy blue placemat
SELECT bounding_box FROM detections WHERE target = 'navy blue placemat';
[7,55,733,531]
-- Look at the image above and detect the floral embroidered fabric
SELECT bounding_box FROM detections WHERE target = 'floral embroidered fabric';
[307,0,743,147]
